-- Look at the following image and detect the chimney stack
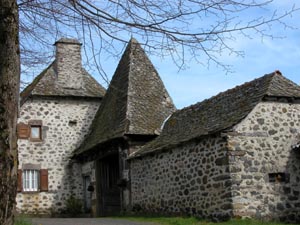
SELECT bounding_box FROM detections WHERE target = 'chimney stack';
[54,38,83,89]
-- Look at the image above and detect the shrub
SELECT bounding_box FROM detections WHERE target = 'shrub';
[65,195,83,217]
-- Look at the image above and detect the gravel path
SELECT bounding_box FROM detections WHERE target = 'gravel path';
[30,218,156,225]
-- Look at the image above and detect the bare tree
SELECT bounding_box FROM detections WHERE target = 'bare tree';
[0,0,20,224]
[18,0,298,85]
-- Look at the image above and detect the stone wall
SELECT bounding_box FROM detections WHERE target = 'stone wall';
[17,97,100,214]
[81,161,97,216]
[130,136,232,220]
[228,102,300,222]
[130,101,300,222]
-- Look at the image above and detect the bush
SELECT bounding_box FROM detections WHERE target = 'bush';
[65,195,83,217]
[14,217,32,225]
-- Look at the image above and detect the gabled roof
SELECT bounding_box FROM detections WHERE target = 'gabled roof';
[132,72,300,158]
[75,38,176,156]
[21,62,106,104]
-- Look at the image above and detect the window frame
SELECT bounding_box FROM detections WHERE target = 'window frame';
[30,125,42,141]
[18,165,48,193]
[22,169,39,192]
[28,120,43,142]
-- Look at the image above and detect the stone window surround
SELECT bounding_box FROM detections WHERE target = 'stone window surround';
[28,120,42,142]
[22,163,41,170]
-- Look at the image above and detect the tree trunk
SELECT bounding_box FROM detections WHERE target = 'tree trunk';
[0,0,20,224]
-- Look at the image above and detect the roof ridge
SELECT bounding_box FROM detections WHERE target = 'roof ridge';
[177,72,275,114]
[124,38,135,133]
[265,71,281,96]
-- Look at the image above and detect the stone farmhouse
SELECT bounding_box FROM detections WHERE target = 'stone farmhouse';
[17,38,300,222]
[17,38,106,214]
[130,72,300,222]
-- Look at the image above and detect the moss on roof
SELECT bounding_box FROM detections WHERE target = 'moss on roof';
[75,38,176,156]
[132,72,300,158]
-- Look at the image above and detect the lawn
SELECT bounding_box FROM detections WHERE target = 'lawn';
[115,216,297,225]
[14,215,299,225]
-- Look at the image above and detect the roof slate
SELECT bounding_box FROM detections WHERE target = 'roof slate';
[132,72,300,158]
[75,38,176,155]
[21,61,106,104]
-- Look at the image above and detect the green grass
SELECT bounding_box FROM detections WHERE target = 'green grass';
[14,215,299,225]
[14,216,33,225]
[113,216,297,225]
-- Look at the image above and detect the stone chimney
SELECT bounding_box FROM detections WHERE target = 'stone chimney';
[54,38,83,89]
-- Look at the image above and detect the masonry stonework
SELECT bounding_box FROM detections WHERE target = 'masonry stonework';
[18,38,300,223]
[130,101,300,222]
[55,39,83,89]
[17,98,100,214]
[130,136,233,220]
[228,102,300,222]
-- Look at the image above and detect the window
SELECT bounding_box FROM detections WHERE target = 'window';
[17,120,43,141]
[29,120,42,141]
[23,170,39,192]
[269,173,289,183]
[30,125,42,140]
[69,120,77,126]
[18,168,48,192]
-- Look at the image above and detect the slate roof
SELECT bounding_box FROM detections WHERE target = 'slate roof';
[21,61,106,104]
[132,72,300,158]
[75,38,176,156]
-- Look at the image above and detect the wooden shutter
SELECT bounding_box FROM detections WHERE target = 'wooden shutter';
[17,123,30,139]
[17,170,22,192]
[40,169,48,192]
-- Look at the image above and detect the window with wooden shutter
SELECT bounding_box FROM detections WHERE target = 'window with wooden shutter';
[29,120,43,142]
[17,123,30,139]
[17,169,22,192]
[40,169,48,192]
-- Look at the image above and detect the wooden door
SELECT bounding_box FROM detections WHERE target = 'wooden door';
[98,154,121,216]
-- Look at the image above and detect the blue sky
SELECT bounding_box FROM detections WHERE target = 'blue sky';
[21,0,300,110]
[94,0,300,109]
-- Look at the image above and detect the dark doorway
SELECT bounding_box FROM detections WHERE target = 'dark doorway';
[97,154,121,216]
[83,175,92,213]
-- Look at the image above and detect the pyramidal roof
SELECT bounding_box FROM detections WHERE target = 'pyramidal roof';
[75,38,176,155]
[132,71,300,158]
[21,38,106,104]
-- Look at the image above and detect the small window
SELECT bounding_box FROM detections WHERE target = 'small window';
[269,173,289,183]
[23,170,39,192]
[30,125,42,141]
[28,120,42,141]
[69,120,77,126]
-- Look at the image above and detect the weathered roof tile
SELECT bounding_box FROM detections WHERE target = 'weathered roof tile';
[75,38,176,155]
[21,62,105,104]
[133,72,300,157]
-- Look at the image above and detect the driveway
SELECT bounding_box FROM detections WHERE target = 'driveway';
[30,218,156,225]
